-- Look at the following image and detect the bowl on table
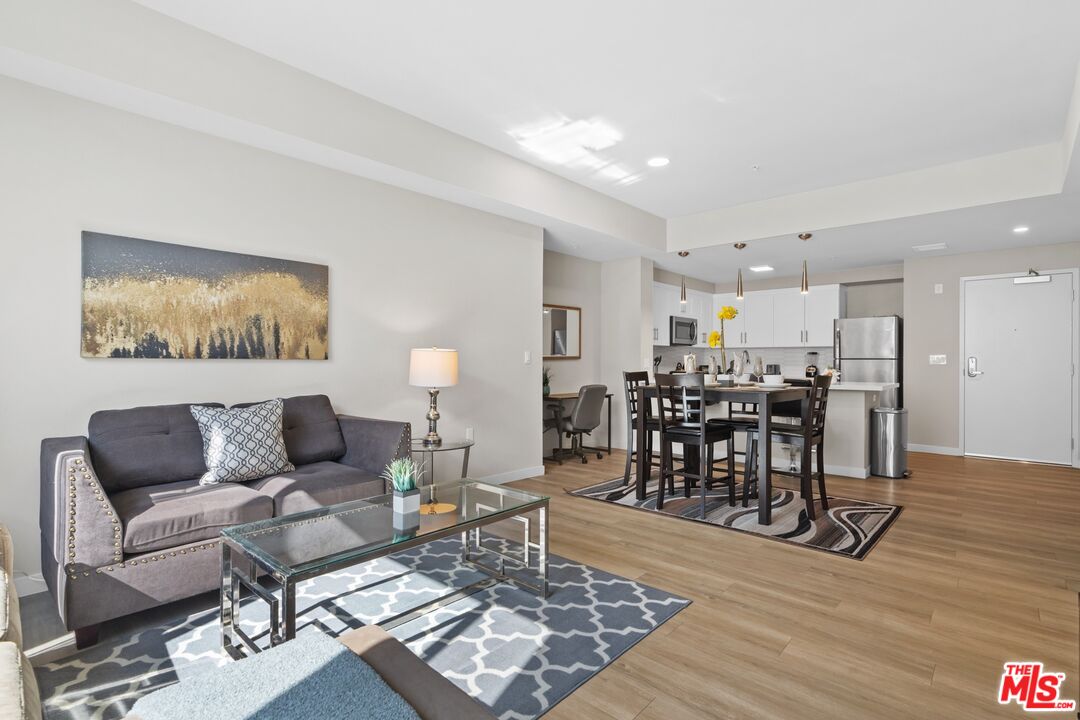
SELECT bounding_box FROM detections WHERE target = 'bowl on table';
[762,374,785,386]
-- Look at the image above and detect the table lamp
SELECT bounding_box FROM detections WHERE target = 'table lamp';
[409,347,459,447]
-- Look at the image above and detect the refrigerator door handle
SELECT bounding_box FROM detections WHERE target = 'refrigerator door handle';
[834,327,841,361]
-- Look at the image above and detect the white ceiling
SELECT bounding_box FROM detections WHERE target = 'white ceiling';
[651,192,1080,284]
[136,0,1080,219]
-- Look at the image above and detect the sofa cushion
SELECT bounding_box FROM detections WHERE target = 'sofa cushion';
[190,400,294,485]
[0,570,20,649]
[250,462,384,516]
[1,528,22,649]
[236,395,346,466]
[89,403,223,492]
[112,479,274,554]
[0,642,41,720]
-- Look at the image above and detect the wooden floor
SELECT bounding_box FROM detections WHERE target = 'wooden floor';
[509,451,1079,720]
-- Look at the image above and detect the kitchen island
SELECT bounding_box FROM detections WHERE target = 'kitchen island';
[822,382,898,478]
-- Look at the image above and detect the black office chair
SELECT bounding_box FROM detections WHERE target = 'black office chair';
[544,384,608,464]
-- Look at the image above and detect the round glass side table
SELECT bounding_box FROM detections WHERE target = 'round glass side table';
[410,438,474,486]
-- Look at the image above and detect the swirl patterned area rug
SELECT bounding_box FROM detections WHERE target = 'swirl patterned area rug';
[570,475,901,560]
[35,537,689,720]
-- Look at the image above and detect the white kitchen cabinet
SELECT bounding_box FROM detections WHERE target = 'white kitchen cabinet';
[743,291,775,347]
[714,293,746,347]
[651,282,677,345]
[771,288,806,347]
[689,289,712,347]
[804,284,846,346]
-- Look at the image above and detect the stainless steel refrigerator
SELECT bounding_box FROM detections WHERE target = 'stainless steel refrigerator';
[833,316,903,407]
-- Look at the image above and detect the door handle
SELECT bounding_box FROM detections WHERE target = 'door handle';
[967,356,984,377]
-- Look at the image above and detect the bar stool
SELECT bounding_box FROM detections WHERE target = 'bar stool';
[622,371,664,489]
[655,373,736,518]
[743,374,833,519]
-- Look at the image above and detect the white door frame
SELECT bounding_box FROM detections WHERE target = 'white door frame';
[958,267,1080,467]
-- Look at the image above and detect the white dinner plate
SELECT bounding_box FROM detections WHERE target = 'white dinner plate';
[756,382,791,389]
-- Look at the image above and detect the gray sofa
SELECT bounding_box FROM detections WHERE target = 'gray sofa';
[40,395,410,647]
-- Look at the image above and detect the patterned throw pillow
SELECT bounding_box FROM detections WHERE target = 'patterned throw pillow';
[190,399,295,485]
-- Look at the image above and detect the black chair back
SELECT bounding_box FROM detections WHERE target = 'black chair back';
[804,374,833,435]
[655,373,707,433]
[623,371,651,425]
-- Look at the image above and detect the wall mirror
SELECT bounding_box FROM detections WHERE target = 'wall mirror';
[542,304,581,360]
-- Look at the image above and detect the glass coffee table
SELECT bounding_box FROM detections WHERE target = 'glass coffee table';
[219,479,549,659]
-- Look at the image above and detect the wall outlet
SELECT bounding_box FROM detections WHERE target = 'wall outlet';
[523,350,531,364]
[929,354,947,365]
[933,283,943,295]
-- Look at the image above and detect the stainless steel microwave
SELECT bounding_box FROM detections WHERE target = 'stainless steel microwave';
[669,316,697,346]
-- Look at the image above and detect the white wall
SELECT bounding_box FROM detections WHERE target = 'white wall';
[845,280,904,318]
[903,241,1080,450]
[0,77,544,574]
[542,251,602,394]
[542,251,609,452]
[600,257,654,450]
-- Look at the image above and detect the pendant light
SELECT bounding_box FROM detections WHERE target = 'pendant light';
[678,250,689,304]
[733,242,746,299]
[798,233,812,294]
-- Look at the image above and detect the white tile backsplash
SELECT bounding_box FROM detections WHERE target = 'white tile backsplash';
[652,345,834,378]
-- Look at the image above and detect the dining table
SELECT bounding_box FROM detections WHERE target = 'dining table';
[635,382,810,525]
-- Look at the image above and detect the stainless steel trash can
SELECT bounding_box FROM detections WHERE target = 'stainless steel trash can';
[871,407,908,478]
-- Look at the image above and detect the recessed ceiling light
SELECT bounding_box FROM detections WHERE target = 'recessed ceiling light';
[1013,226,1030,234]
[749,265,774,272]
[912,242,948,252]
[647,157,670,168]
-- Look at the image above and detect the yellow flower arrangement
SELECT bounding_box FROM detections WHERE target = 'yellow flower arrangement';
[710,306,739,374]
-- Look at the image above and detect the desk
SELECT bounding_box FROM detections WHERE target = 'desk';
[545,391,613,455]
[635,384,808,525]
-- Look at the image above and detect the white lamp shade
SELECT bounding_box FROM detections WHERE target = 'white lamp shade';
[409,348,459,388]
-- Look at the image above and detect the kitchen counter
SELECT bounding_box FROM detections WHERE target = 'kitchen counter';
[828,381,898,393]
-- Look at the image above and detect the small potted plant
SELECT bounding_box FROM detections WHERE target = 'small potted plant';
[383,458,421,529]
[542,366,552,397]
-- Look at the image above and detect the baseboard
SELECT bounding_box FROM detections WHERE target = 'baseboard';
[824,463,870,479]
[908,444,962,456]
[15,572,48,598]
[475,465,545,485]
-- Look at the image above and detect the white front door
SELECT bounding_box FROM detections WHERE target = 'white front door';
[963,272,1074,464]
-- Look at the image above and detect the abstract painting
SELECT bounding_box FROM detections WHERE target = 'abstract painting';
[81,231,329,359]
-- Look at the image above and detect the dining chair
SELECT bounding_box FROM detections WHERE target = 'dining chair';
[707,394,801,475]
[654,373,736,518]
[742,374,833,520]
[622,371,662,488]
[543,384,608,464]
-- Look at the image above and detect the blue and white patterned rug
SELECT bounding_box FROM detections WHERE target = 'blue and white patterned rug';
[36,537,689,720]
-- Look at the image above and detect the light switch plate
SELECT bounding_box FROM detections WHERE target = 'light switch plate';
[929,354,947,365]
[933,283,943,294]
[524,350,531,364]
